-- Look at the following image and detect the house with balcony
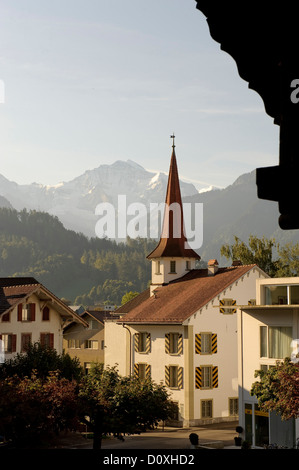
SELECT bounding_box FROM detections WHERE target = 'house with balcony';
[238,277,299,447]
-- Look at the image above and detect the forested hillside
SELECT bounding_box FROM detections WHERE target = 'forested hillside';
[0,208,157,306]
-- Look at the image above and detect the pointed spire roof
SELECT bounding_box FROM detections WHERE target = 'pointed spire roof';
[147,138,200,260]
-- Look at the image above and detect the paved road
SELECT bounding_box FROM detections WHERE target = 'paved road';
[67,421,239,449]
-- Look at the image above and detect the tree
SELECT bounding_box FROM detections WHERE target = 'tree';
[221,235,278,276]
[0,371,78,446]
[121,291,139,305]
[78,364,174,450]
[251,358,299,420]
[0,342,83,381]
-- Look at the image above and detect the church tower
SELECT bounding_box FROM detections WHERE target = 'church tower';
[147,136,200,295]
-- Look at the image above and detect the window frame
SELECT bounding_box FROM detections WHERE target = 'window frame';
[201,399,213,419]
[260,325,292,359]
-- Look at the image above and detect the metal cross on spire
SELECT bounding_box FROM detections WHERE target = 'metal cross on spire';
[170,134,175,149]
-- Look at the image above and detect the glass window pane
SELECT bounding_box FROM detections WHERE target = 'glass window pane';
[264,286,287,305]
[290,285,299,304]
[260,326,267,357]
[269,327,292,358]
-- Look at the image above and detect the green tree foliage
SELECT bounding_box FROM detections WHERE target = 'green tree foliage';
[78,364,174,450]
[221,234,299,277]
[121,291,139,305]
[0,208,157,305]
[0,342,83,381]
[251,358,299,420]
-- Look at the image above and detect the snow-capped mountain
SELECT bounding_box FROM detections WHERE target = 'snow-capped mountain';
[0,160,199,237]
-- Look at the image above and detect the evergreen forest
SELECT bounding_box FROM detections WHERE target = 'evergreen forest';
[0,208,157,307]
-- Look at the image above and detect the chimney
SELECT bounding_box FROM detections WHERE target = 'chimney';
[207,259,219,276]
[232,260,242,266]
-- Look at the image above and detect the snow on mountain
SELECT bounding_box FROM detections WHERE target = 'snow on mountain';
[0,160,199,237]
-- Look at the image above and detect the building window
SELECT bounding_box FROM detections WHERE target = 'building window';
[42,306,50,321]
[18,303,35,322]
[1,334,13,353]
[185,261,190,271]
[68,339,81,349]
[84,340,98,350]
[165,365,183,389]
[229,398,239,416]
[135,332,151,353]
[170,261,176,273]
[166,333,183,354]
[155,260,161,274]
[264,284,299,305]
[195,366,218,389]
[88,319,98,330]
[195,333,217,354]
[40,333,54,348]
[21,333,32,352]
[260,326,292,359]
[101,340,105,350]
[134,363,151,380]
[201,399,213,419]
[219,299,236,314]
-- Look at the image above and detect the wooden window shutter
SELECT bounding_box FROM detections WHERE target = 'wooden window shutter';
[195,334,201,354]
[12,334,17,353]
[165,365,170,386]
[30,303,36,321]
[211,334,217,354]
[43,306,50,321]
[134,333,139,352]
[165,334,170,354]
[40,333,45,347]
[178,334,183,354]
[18,304,22,321]
[146,364,151,379]
[195,367,202,389]
[134,363,139,378]
[50,333,54,349]
[146,333,151,353]
[212,366,218,388]
[178,367,183,389]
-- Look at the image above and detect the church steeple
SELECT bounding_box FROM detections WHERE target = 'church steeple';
[147,136,200,260]
[147,137,200,294]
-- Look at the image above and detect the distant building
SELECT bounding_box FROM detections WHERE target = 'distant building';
[63,309,119,374]
[104,141,268,426]
[238,277,299,447]
[0,277,87,360]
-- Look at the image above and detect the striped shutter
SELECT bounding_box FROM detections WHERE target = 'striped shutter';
[178,367,183,389]
[178,334,183,354]
[211,334,217,354]
[212,366,218,388]
[195,334,201,354]
[134,363,139,378]
[165,365,170,386]
[195,366,202,389]
[146,364,151,379]
[146,333,151,353]
[220,299,236,313]
[165,334,170,354]
[134,333,139,352]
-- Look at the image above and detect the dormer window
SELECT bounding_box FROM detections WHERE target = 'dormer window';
[155,260,161,274]
[18,303,36,322]
[186,260,190,271]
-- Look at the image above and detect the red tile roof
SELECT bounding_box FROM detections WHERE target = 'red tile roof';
[0,277,87,325]
[117,264,261,324]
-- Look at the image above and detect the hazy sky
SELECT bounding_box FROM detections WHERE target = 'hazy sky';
[0,0,279,191]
